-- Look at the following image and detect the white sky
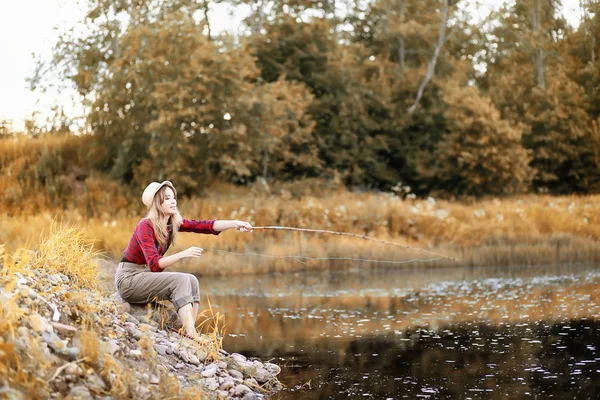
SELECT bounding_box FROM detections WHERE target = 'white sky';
[0,0,583,131]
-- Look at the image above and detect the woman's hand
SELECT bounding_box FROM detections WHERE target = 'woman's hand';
[235,220,253,232]
[180,246,204,259]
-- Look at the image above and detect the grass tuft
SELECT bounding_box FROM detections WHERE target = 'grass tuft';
[33,222,101,290]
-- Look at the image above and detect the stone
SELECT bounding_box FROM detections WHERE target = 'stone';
[63,347,81,361]
[29,315,54,334]
[264,362,281,375]
[129,349,143,358]
[87,372,107,392]
[201,367,217,378]
[64,363,83,377]
[153,344,168,356]
[252,367,271,384]
[245,378,258,387]
[42,331,66,352]
[229,369,243,379]
[188,354,200,366]
[219,378,235,391]
[235,384,252,396]
[243,393,258,400]
[105,339,120,355]
[66,385,93,400]
[204,378,219,391]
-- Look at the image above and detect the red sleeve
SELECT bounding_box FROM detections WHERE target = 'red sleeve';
[179,219,221,235]
[134,219,163,272]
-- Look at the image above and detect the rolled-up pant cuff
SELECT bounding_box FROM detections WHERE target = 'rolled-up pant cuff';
[173,295,194,311]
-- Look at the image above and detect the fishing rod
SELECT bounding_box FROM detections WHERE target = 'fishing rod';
[250,225,459,262]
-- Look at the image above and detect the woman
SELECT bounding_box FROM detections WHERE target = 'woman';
[115,180,252,341]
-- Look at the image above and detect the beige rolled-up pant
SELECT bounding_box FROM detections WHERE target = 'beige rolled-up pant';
[115,262,200,311]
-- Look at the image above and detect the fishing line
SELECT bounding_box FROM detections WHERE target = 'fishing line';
[201,225,457,265]
[203,248,444,265]
[251,225,459,262]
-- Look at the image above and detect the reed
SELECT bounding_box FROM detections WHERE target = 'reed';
[2,178,600,275]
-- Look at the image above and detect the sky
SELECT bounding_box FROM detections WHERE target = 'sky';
[0,0,583,131]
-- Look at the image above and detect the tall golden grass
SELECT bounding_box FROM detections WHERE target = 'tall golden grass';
[2,134,599,275]
[3,189,600,275]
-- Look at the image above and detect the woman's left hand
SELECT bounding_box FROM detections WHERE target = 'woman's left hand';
[235,220,253,232]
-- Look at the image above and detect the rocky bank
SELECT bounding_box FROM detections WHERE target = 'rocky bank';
[0,262,282,399]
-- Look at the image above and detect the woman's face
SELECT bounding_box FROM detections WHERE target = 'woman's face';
[160,187,178,216]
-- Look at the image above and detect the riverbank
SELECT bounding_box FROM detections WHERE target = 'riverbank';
[2,190,599,275]
[0,228,282,399]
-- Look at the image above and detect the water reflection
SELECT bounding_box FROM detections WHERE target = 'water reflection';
[199,264,600,399]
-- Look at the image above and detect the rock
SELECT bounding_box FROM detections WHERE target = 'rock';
[229,369,243,380]
[29,315,53,334]
[188,354,200,366]
[235,384,252,396]
[252,367,271,384]
[175,349,190,363]
[63,347,81,361]
[245,378,259,387]
[219,378,235,391]
[125,325,143,341]
[264,362,281,375]
[153,344,168,356]
[86,372,107,392]
[129,349,143,358]
[243,393,258,400]
[201,367,216,378]
[48,274,63,285]
[196,349,208,362]
[50,322,78,336]
[124,313,139,324]
[205,378,219,391]
[42,331,66,352]
[150,374,160,385]
[165,343,175,355]
[232,353,247,362]
[66,385,93,400]
[216,361,228,370]
[64,363,83,377]
[104,339,120,355]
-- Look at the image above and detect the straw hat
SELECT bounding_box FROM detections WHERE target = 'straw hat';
[142,181,173,207]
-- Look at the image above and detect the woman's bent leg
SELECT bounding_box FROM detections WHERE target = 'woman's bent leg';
[120,271,194,312]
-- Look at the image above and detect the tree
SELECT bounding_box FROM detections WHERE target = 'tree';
[418,82,531,196]
[482,0,599,193]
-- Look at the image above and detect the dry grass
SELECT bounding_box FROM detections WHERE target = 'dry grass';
[0,247,51,398]
[33,222,102,290]
[0,225,222,399]
[2,190,600,275]
[196,297,226,363]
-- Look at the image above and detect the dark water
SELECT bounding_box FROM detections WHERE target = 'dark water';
[199,264,600,399]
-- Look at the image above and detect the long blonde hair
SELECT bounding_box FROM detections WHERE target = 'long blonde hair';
[146,183,183,248]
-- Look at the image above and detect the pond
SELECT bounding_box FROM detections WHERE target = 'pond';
[200,263,600,399]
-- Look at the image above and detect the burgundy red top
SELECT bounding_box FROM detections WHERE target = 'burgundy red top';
[121,218,220,272]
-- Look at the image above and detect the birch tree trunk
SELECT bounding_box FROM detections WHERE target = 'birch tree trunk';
[532,0,545,89]
[408,0,448,115]
[398,0,405,69]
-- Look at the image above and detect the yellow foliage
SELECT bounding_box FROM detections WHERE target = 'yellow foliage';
[32,223,101,290]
